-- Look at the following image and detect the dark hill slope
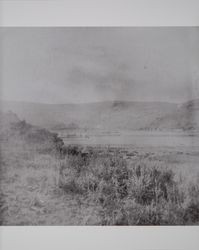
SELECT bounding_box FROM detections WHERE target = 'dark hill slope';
[146,99,199,130]
[0,111,64,152]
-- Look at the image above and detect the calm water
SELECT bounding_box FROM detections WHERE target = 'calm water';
[58,131,199,148]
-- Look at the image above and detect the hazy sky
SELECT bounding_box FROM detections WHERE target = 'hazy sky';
[1,27,199,104]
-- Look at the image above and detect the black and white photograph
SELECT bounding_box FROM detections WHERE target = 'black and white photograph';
[1,27,199,226]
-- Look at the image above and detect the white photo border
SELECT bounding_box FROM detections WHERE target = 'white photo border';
[0,1,199,250]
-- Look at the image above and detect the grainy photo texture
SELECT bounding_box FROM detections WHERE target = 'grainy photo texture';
[0,27,199,225]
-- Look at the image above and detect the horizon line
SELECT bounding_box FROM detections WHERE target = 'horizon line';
[1,98,198,105]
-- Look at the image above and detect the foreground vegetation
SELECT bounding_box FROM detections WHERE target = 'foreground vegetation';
[1,116,199,225]
[58,146,199,225]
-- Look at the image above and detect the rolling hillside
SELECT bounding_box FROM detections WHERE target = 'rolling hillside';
[1,99,199,131]
[0,110,64,152]
[147,99,199,131]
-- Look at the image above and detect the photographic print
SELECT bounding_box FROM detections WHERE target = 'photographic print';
[0,27,199,225]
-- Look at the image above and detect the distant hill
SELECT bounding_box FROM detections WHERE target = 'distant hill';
[146,99,199,131]
[1,99,199,131]
[0,110,20,128]
[0,111,64,152]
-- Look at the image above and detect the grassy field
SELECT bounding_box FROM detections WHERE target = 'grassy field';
[1,126,199,225]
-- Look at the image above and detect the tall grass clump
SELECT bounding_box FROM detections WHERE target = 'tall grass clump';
[58,146,199,225]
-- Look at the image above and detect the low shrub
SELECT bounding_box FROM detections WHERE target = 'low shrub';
[58,147,199,225]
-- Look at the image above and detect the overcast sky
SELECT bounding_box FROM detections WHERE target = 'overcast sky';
[1,27,199,104]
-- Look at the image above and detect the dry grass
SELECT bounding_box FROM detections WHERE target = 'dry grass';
[1,138,199,225]
[0,139,100,225]
[58,146,199,225]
